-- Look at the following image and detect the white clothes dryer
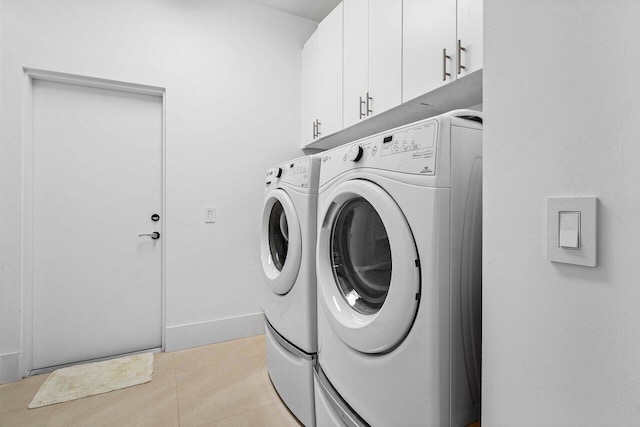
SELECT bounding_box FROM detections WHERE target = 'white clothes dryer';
[261,155,321,426]
[314,110,483,426]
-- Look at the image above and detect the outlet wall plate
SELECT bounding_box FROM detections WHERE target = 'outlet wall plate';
[547,197,597,267]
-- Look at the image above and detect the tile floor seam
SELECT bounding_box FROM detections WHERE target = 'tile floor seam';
[192,401,282,427]
[175,354,276,426]
[174,370,181,427]
[174,353,264,376]
[164,352,181,427]
[250,336,263,354]
[43,406,56,427]
[44,400,65,427]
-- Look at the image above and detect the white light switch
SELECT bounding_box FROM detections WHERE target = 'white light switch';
[205,207,216,223]
[547,197,597,267]
[558,211,580,249]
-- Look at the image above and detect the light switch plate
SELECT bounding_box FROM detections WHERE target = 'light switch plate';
[547,197,597,267]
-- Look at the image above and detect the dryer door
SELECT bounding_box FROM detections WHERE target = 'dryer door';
[317,179,420,353]
[261,188,302,295]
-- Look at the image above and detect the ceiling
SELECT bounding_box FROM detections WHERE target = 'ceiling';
[248,0,341,22]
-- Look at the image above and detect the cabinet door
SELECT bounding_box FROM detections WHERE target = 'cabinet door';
[368,0,402,117]
[317,3,343,139]
[343,0,368,129]
[301,29,319,146]
[457,0,483,76]
[402,0,456,102]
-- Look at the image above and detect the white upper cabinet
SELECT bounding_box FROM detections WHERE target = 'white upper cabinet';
[457,0,483,77]
[343,0,368,128]
[302,0,482,149]
[301,30,319,145]
[403,0,456,102]
[343,0,402,129]
[301,3,343,146]
[403,0,482,102]
[317,3,343,140]
[368,0,403,120]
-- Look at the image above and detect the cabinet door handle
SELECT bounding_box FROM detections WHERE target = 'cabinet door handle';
[139,231,160,240]
[359,96,366,119]
[457,39,466,75]
[312,120,317,139]
[316,120,321,138]
[366,92,373,116]
[443,48,451,81]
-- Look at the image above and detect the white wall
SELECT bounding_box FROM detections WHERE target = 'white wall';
[484,0,640,424]
[0,0,315,381]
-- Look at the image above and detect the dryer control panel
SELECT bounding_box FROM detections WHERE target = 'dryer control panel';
[319,120,439,182]
[265,156,313,189]
[379,122,436,160]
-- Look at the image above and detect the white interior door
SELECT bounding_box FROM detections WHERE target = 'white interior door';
[30,78,163,371]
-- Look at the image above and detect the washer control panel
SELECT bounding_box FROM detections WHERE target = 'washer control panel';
[320,120,439,181]
[379,122,436,159]
[266,157,312,188]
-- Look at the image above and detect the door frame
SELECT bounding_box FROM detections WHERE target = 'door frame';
[20,68,167,377]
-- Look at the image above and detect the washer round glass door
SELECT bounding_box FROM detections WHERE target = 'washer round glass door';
[261,188,302,295]
[331,197,391,315]
[317,179,420,353]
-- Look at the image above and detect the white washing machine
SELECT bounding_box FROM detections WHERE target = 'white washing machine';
[261,155,321,426]
[314,110,483,426]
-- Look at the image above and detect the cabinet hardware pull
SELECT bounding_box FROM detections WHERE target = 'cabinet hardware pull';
[313,120,317,139]
[316,120,321,138]
[366,92,373,116]
[457,39,466,75]
[139,231,160,240]
[443,48,451,81]
[359,96,366,119]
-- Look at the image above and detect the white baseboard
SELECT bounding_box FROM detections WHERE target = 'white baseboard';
[0,352,20,384]
[165,312,264,352]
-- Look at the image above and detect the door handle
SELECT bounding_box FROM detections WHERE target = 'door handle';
[138,231,160,240]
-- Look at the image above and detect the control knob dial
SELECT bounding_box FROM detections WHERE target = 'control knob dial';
[347,145,364,162]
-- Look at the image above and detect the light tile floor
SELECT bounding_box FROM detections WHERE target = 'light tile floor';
[0,335,302,427]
